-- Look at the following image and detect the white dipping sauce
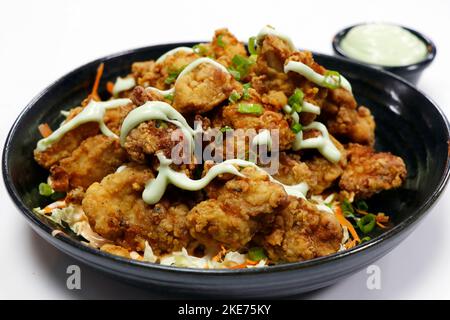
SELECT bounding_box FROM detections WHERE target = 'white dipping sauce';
[340,23,428,67]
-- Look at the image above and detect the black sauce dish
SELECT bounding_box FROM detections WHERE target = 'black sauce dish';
[2,42,450,298]
[332,23,437,84]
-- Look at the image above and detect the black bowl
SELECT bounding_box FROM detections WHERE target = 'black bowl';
[332,23,437,84]
[3,42,450,298]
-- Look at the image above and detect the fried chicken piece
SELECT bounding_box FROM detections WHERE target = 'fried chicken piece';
[123,121,180,163]
[34,121,99,169]
[302,136,347,195]
[272,153,313,186]
[82,164,192,254]
[131,50,199,89]
[50,135,128,192]
[339,143,407,198]
[209,28,248,67]
[187,166,288,250]
[262,196,342,262]
[104,102,135,135]
[173,61,239,114]
[211,89,295,150]
[321,88,375,145]
[129,86,165,106]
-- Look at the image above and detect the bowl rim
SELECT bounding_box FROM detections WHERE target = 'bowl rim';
[3,42,450,275]
[332,22,437,71]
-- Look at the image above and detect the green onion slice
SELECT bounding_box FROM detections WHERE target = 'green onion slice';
[217,35,226,48]
[237,103,263,115]
[341,199,355,219]
[357,214,376,234]
[356,200,369,211]
[229,90,241,103]
[220,126,233,132]
[291,123,302,134]
[242,82,251,99]
[247,247,267,261]
[288,88,304,112]
[248,37,257,55]
[39,182,54,197]
[322,70,342,89]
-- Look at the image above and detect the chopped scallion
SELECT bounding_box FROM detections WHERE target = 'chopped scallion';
[247,247,267,261]
[357,214,376,234]
[248,37,257,55]
[322,70,342,89]
[291,123,302,134]
[288,88,304,112]
[237,103,263,115]
[229,90,241,103]
[217,35,226,48]
[39,183,54,197]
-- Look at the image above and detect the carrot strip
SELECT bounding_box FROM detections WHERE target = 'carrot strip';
[38,123,53,138]
[89,62,104,101]
[376,222,388,229]
[106,81,115,95]
[228,263,247,269]
[335,205,361,243]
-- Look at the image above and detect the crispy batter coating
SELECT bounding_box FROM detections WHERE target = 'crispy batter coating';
[187,166,288,250]
[50,135,128,192]
[212,89,295,151]
[209,28,248,67]
[262,196,342,262]
[322,88,375,145]
[339,143,407,198]
[82,164,192,254]
[132,50,199,89]
[272,153,313,186]
[123,121,180,163]
[34,122,99,169]
[173,61,239,114]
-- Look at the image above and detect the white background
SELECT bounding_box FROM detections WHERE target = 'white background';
[1,0,449,299]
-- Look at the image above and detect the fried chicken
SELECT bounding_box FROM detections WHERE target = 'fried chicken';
[49,135,128,192]
[82,164,192,254]
[187,166,288,250]
[339,143,407,198]
[173,60,239,114]
[261,196,342,262]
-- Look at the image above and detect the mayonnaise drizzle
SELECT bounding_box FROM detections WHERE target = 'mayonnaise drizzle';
[284,61,352,92]
[36,98,132,151]
[146,57,230,96]
[119,101,199,155]
[256,26,297,51]
[292,121,341,163]
[112,77,136,96]
[156,46,194,63]
[143,153,308,205]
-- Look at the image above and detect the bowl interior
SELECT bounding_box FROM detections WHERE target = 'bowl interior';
[3,43,450,270]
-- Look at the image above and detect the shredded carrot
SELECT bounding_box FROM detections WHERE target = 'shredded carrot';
[43,202,66,214]
[228,263,247,269]
[89,62,104,101]
[38,123,53,138]
[106,81,115,95]
[376,221,388,229]
[246,260,258,265]
[335,205,360,243]
[212,245,227,262]
[376,212,389,223]
[345,239,357,249]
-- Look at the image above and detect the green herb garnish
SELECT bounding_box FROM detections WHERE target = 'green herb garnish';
[357,214,376,234]
[248,36,257,55]
[322,70,342,89]
[247,247,267,261]
[217,35,226,48]
[229,54,255,80]
[341,199,355,219]
[193,44,207,55]
[39,183,54,197]
[229,90,241,103]
[242,83,251,100]
[237,103,263,115]
[220,126,233,132]
[164,93,174,102]
[291,123,302,134]
[288,88,304,112]
[356,200,369,211]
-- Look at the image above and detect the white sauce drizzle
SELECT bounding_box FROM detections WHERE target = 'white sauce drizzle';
[120,101,199,155]
[156,46,194,63]
[36,98,131,151]
[292,121,341,163]
[284,61,352,92]
[146,57,230,96]
[143,153,308,205]
[256,26,297,51]
[112,77,136,96]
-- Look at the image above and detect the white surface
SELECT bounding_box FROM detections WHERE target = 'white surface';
[1,0,449,299]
